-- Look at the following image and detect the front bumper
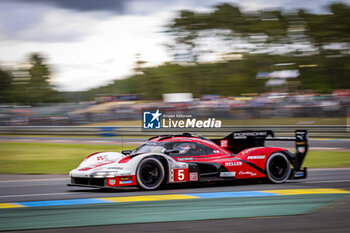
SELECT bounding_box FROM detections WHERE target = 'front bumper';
[69,177,106,187]
[68,175,137,188]
[67,183,107,189]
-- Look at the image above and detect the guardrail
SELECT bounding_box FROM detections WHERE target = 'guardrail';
[0,125,348,138]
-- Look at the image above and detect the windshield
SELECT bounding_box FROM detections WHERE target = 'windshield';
[132,142,165,154]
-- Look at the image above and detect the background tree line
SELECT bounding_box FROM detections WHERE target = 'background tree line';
[81,54,350,100]
[0,54,61,104]
[1,2,349,103]
[80,2,350,100]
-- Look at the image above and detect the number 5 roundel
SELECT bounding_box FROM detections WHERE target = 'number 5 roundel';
[173,169,189,182]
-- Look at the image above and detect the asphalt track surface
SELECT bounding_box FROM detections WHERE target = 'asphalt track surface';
[1,136,350,150]
[0,169,349,232]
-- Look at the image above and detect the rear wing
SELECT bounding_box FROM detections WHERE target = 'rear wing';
[211,130,308,170]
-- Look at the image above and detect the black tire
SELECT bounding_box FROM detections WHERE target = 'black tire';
[266,152,291,184]
[136,157,165,190]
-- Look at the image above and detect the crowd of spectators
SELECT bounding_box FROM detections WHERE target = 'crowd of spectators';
[0,91,348,126]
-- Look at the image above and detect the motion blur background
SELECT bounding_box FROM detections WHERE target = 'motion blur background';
[1,2,350,232]
[0,0,349,128]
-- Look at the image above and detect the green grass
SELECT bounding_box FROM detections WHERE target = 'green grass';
[304,150,350,168]
[0,142,135,174]
[0,142,349,174]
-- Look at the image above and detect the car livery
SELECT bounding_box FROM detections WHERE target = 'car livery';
[68,130,308,190]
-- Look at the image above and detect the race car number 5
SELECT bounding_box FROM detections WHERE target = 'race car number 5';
[178,170,184,180]
[174,169,188,182]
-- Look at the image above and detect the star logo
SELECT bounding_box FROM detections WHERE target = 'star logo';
[150,109,162,122]
[143,109,162,129]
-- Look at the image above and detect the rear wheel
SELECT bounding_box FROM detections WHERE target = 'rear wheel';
[266,152,291,183]
[136,157,165,190]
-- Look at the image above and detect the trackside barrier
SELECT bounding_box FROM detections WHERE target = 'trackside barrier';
[98,127,117,137]
[0,125,348,138]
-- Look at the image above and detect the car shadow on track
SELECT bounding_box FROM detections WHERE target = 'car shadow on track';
[66,179,272,193]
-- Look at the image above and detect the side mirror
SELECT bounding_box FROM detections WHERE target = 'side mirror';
[122,150,132,155]
[164,149,179,155]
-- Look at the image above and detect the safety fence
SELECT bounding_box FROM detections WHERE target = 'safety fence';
[0,125,348,138]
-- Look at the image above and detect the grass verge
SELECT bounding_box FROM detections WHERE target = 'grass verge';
[0,142,349,174]
[0,142,135,174]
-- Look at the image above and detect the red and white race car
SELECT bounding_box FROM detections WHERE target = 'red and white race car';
[68,130,308,190]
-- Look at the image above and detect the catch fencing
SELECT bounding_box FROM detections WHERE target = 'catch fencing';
[0,125,348,138]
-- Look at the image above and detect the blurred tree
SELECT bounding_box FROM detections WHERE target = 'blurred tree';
[0,68,13,102]
[83,52,350,100]
[300,3,350,54]
[168,10,201,62]
[0,54,61,104]
[168,3,290,61]
[67,3,350,101]
[25,53,61,104]
[133,53,146,74]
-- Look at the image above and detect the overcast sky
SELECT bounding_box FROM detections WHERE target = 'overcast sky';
[0,0,346,91]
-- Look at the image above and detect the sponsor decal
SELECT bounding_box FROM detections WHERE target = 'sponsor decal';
[120,180,133,184]
[225,161,242,166]
[176,157,194,161]
[120,173,132,176]
[189,172,198,181]
[242,147,260,155]
[239,171,257,176]
[174,163,188,169]
[107,167,123,170]
[220,172,236,177]
[78,167,92,171]
[297,146,306,153]
[234,132,268,139]
[220,140,228,147]
[247,155,265,160]
[96,154,112,162]
[120,177,132,181]
[143,109,221,129]
[294,171,305,177]
[108,179,117,186]
[96,155,104,161]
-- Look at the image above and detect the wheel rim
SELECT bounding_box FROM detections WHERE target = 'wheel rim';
[139,160,163,188]
[268,155,289,181]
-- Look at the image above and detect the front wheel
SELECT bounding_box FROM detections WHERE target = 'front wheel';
[266,152,291,184]
[136,157,165,190]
